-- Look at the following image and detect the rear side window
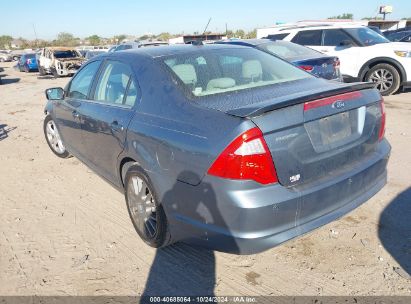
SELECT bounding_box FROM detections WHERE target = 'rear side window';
[163,48,311,97]
[265,33,289,40]
[68,61,101,99]
[323,29,354,46]
[292,30,322,46]
[93,61,137,106]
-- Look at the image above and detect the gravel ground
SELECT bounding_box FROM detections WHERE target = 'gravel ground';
[0,61,410,296]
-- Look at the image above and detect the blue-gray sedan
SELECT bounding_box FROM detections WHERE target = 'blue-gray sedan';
[43,44,390,254]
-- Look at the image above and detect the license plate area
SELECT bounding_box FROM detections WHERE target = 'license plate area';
[305,107,366,153]
[319,111,351,145]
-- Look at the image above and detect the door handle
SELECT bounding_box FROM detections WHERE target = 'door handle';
[111,120,124,132]
[72,110,79,118]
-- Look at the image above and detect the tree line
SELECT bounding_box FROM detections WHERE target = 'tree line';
[0,29,257,49]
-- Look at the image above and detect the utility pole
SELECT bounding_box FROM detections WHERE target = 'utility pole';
[32,23,38,47]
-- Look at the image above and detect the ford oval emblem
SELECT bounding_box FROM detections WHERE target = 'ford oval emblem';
[322,63,328,68]
[332,100,345,109]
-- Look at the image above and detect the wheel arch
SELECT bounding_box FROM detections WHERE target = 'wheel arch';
[119,157,139,188]
[358,57,406,83]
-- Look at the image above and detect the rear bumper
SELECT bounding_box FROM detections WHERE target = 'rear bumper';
[166,140,391,254]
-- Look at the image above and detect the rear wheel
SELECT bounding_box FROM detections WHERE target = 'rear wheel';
[43,115,70,158]
[365,63,400,96]
[125,166,172,248]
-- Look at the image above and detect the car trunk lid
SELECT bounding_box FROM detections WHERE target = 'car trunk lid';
[250,88,383,187]
[293,56,340,80]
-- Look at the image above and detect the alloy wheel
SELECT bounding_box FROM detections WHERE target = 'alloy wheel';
[368,68,394,93]
[45,120,66,154]
[127,176,158,239]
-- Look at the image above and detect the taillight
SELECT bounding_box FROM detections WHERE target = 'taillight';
[378,99,386,141]
[299,65,314,72]
[207,127,278,185]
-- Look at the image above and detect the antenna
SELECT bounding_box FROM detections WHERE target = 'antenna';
[203,18,212,34]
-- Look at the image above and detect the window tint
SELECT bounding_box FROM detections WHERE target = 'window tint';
[323,29,354,46]
[68,61,101,99]
[93,61,136,106]
[291,30,322,46]
[163,48,310,97]
[266,33,289,40]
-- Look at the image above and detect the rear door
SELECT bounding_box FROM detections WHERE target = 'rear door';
[80,59,139,184]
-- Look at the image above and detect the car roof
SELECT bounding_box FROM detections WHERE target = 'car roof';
[217,38,283,47]
[272,24,368,32]
[109,43,246,59]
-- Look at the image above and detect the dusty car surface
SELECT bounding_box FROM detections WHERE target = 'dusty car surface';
[38,47,85,77]
[43,45,390,254]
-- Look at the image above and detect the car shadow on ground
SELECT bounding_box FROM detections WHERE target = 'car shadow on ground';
[378,187,411,278]
[37,75,56,80]
[140,171,239,301]
[0,77,20,84]
[0,124,16,141]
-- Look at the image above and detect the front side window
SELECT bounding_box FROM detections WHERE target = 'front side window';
[291,30,322,46]
[344,27,389,46]
[323,29,355,46]
[163,48,311,97]
[67,61,101,99]
[93,61,137,106]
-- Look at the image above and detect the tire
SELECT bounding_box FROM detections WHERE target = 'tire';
[38,65,46,76]
[124,165,172,248]
[51,68,59,78]
[43,115,70,158]
[365,63,401,96]
[24,65,29,73]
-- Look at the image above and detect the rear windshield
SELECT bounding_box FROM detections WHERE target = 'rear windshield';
[162,47,311,97]
[258,41,321,60]
[53,50,79,58]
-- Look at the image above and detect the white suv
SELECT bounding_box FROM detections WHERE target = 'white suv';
[260,24,411,95]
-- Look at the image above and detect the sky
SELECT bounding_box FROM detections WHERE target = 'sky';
[1,0,410,40]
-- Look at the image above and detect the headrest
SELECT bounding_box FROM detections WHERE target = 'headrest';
[172,64,197,85]
[242,60,262,80]
[207,78,236,91]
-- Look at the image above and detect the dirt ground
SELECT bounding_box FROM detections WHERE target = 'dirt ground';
[0,61,410,296]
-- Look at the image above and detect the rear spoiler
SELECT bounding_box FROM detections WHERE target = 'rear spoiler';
[226,82,376,118]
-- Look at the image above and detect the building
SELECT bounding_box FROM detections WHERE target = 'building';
[169,33,227,44]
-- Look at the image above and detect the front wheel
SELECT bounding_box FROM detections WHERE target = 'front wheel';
[43,115,70,158]
[365,63,401,96]
[125,166,172,248]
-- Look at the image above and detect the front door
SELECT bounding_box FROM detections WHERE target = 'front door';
[53,60,102,156]
[80,59,139,184]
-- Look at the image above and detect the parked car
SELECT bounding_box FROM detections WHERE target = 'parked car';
[215,39,341,81]
[43,44,390,254]
[385,31,411,43]
[111,41,168,52]
[38,47,85,77]
[260,24,411,95]
[16,53,38,72]
[383,27,411,38]
[0,67,5,84]
[84,50,106,61]
[0,52,12,62]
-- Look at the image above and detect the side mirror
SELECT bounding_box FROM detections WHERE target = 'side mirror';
[45,87,64,100]
[339,40,353,47]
